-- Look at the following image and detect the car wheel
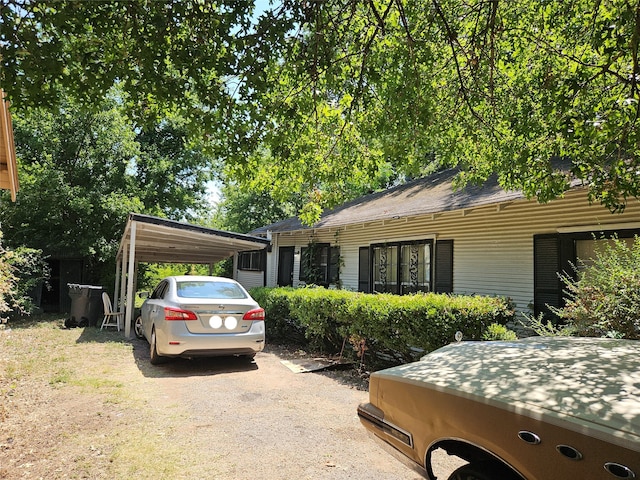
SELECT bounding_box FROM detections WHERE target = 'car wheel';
[134,316,144,339]
[149,328,166,365]
[447,462,520,480]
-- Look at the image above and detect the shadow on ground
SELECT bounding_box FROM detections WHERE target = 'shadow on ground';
[68,322,259,378]
[131,335,259,378]
[12,315,367,387]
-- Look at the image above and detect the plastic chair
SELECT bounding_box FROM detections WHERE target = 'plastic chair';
[100,292,124,331]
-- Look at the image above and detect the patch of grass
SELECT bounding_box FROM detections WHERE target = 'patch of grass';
[6,312,67,330]
[49,368,73,386]
[0,314,227,479]
[72,377,125,389]
[109,431,183,478]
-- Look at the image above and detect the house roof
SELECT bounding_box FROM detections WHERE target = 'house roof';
[252,168,554,235]
[118,213,270,264]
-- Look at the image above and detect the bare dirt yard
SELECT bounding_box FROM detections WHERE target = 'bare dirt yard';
[1,316,435,480]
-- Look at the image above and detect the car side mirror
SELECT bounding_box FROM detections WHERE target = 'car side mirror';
[138,291,150,299]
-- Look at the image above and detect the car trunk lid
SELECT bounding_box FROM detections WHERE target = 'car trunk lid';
[179,300,257,334]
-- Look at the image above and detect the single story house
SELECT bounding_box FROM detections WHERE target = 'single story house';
[236,168,640,317]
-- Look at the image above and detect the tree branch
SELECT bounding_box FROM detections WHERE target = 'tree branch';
[368,0,386,33]
[631,0,640,99]
[323,0,396,163]
[430,0,493,131]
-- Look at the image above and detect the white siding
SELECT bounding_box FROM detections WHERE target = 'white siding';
[268,189,640,314]
[236,270,264,290]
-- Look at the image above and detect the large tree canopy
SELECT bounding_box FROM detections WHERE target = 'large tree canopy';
[1,1,257,123]
[250,0,640,215]
[0,96,213,284]
[2,1,640,220]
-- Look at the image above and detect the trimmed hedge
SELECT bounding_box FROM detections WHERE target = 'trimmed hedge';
[250,286,514,368]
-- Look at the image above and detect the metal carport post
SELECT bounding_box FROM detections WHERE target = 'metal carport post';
[113,222,136,338]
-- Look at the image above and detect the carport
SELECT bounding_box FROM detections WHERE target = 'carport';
[115,213,271,337]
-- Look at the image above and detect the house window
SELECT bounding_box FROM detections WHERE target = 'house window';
[534,229,640,318]
[372,241,432,294]
[575,238,635,271]
[373,245,398,293]
[300,243,340,286]
[238,250,264,271]
[401,243,431,294]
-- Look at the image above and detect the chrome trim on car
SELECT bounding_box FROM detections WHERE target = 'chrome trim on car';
[556,444,583,461]
[518,430,541,445]
[191,309,245,315]
[357,403,413,448]
[362,430,428,479]
[604,462,636,479]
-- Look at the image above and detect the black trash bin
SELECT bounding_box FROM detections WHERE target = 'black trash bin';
[66,284,104,328]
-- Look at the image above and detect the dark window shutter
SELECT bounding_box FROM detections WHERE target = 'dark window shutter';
[434,240,453,293]
[358,247,370,292]
[534,234,562,317]
[329,247,340,283]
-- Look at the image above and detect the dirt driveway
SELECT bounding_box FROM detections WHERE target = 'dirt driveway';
[3,321,438,479]
[132,340,423,479]
[2,320,466,479]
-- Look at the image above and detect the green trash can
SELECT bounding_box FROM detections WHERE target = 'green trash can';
[66,284,104,327]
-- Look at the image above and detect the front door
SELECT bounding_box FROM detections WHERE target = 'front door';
[277,247,294,286]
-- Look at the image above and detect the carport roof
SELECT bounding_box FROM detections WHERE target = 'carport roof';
[118,213,270,264]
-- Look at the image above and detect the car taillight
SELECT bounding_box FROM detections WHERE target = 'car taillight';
[164,307,198,321]
[243,308,265,321]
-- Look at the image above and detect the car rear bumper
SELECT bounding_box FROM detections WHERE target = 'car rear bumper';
[171,346,263,357]
[156,322,265,357]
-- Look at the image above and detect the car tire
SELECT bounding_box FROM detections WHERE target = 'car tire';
[447,462,520,480]
[134,316,144,339]
[149,328,166,365]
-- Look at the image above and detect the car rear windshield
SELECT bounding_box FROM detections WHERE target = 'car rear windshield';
[176,281,248,299]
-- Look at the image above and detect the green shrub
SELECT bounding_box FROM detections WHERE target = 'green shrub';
[250,286,514,367]
[482,323,518,341]
[0,234,50,321]
[286,287,353,351]
[554,236,640,339]
[520,313,575,337]
[343,292,514,364]
[0,242,17,320]
[6,246,50,316]
[250,287,299,343]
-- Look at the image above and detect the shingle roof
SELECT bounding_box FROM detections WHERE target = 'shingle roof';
[252,168,535,235]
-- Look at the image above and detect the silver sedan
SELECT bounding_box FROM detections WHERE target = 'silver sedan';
[137,276,265,365]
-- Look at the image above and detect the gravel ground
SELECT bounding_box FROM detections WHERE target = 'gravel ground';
[1,321,461,479]
[134,341,423,480]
